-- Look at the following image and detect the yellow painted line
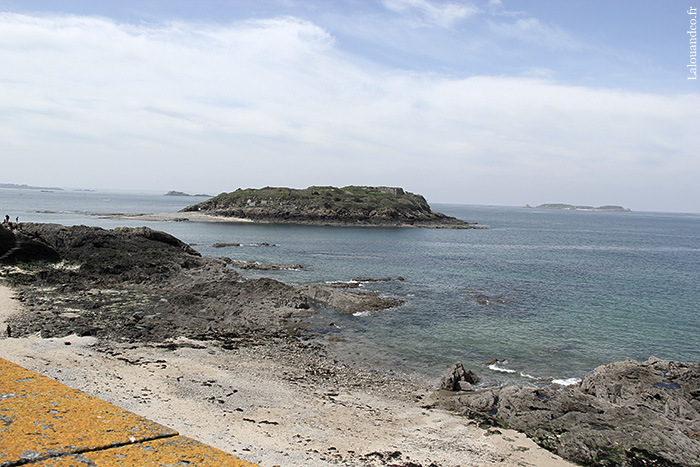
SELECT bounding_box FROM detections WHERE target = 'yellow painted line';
[0,359,259,466]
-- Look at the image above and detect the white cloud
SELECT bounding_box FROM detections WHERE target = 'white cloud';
[484,0,523,17]
[0,12,698,212]
[382,0,479,28]
[488,17,582,51]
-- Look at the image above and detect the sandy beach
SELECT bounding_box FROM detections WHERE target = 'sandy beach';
[100,211,255,223]
[0,281,574,467]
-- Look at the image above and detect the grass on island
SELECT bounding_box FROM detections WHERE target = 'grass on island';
[206,186,433,215]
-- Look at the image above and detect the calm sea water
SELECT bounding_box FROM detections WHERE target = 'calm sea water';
[3,188,699,386]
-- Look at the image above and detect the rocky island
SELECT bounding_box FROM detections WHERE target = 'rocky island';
[181,186,483,229]
[0,182,64,191]
[164,190,212,197]
[530,203,631,212]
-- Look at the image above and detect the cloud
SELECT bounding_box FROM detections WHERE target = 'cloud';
[382,0,479,28]
[487,16,582,51]
[484,0,523,17]
[0,12,698,211]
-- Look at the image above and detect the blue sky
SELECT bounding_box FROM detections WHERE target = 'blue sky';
[1,0,698,212]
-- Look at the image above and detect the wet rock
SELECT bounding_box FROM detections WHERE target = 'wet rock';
[433,357,700,466]
[224,259,304,271]
[299,283,403,314]
[352,277,404,282]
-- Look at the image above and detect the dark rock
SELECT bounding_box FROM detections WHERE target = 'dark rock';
[0,224,61,264]
[3,223,315,344]
[353,276,405,283]
[440,362,480,391]
[353,277,393,282]
[0,224,14,257]
[432,357,700,466]
[11,223,200,281]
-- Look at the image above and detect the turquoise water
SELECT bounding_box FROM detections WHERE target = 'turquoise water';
[3,188,699,385]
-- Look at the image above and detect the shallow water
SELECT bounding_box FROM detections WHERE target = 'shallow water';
[3,188,699,386]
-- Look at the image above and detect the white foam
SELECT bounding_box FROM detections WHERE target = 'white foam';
[552,377,581,386]
[352,311,371,317]
[488,364,516,373]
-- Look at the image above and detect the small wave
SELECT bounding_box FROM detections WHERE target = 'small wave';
[488,363,516,373]
[352,311,372,317]
[552,377,581,386]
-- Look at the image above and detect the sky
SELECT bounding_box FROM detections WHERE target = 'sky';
[0,0,698,212]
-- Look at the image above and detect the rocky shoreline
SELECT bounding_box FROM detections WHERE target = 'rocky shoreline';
[431,360,700,466]
[2,222,698,466]
[0,222,575,466]
[0,223,402,344]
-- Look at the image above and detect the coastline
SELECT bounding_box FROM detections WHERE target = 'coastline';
[100,211,486,229]
[0,280,573,466]
[5,222,696,465]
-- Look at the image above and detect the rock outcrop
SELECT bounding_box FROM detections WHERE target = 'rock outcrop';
[1,223,312,343]
[433,357,700,466]
[182,186,483,229]
[2,223,405,344]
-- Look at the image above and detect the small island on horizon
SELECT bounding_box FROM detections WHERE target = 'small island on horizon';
[164,190,212,197]
[526,203,631,212]
[0,183,64,191]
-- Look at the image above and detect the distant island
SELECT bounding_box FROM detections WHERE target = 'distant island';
[0,183,64,191]
[528,203,631,212]
[181,186,483,229]
[164,190,211,197]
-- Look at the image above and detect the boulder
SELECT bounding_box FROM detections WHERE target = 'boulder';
[440,362,480,391]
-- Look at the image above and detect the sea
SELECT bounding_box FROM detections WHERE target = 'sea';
[2,187,699,387]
